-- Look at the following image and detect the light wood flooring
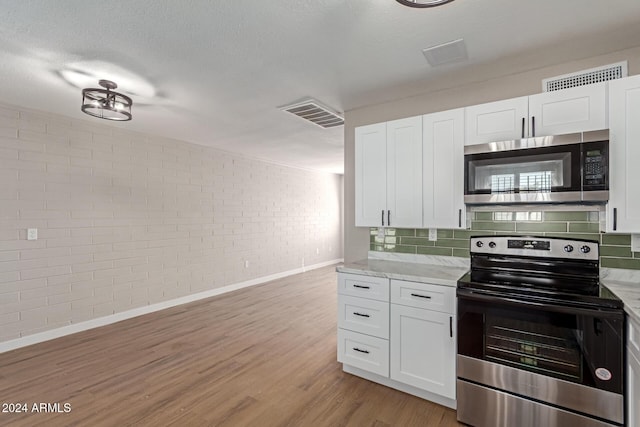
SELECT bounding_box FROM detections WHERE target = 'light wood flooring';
[0,265,462,426]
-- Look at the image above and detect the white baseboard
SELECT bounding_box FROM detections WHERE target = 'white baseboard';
[0,258,343,354]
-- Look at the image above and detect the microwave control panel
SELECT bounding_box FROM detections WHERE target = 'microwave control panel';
[582,141,608,188]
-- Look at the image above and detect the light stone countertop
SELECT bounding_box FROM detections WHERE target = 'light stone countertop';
[337,253,640,324]
[337,259,468,288]
[601,268,640,325]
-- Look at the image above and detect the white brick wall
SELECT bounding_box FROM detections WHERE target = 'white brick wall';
[0,102,343,343]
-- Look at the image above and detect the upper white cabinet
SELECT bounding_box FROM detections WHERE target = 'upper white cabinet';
[465,82,608,145]
[607,74,640,233]
[465,96,529,145]
[423,108,466,229]
[355,117,423,228]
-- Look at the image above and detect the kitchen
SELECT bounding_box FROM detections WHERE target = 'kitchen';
[2,1,640,426]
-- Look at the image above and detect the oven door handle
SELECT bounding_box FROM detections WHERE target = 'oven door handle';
[457,288,623,318]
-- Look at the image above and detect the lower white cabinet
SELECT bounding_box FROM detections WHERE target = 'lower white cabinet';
[389,304,456,399]
[337,328,390,377]
[628,315,640,427]
[337,272,457,406]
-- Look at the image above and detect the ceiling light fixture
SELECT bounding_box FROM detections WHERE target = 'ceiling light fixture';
[81,80,133,121]
[395,0,454,7]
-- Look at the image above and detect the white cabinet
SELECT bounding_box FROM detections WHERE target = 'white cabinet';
[528,82,607,137]
[422,108,465,229]
[337,273,457,406]
[337,273,390,377]
[355,116,422,227]
[390,280,456,400]
[628,315,640,427]
[607,74,640,233]
[465,96,529,145]
[465,83,607,145]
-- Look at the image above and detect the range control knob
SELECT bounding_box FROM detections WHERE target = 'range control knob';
[564,245,574,253]
[488,242,496,248]
[476,241,484,248]
[580,245,591,254]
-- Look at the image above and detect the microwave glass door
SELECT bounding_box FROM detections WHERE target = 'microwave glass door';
[465,145,581,195]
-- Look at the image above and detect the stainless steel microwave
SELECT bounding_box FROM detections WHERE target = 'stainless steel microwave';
[464,130,609,204]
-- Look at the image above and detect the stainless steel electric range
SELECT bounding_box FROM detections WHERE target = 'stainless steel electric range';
[456,236,625,427]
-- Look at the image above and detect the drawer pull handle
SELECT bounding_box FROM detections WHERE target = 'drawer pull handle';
[411,293,431,299]
[353,284,370,289]
[353,347,370,354]
[353,312,370,318]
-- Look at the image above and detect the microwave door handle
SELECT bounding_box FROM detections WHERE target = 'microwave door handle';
[521,117,525,138]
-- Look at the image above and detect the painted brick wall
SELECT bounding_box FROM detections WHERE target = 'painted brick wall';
[0,103,343,343]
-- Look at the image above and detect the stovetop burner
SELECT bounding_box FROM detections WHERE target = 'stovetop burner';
[458,235,623,310]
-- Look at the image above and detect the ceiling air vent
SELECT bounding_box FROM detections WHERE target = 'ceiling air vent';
[280,98,344,128]
[542,61,627,92]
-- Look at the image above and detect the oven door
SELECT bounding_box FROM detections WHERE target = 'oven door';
[457,289,624,424]
[464,143,582,204]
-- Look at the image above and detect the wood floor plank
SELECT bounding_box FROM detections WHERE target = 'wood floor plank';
[0,265,462,426]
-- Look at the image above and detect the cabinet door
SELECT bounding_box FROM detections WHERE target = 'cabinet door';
[386,116,423,228]
[528,82,607,137]
[465,97,528,145]
[423,108,465,229]
[355,122,387,227]
[607,75,640,232]
[390,304,456,399]
[629,352,640,427]
[630,316,640,427]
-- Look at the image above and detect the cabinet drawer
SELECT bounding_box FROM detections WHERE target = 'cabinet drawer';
[629,316,640,362]
[337,329,389,377]
[338,295,389,339]
[390,279,455,313]
[338,273,389,302]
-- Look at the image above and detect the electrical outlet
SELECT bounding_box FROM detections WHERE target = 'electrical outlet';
[27,228,38,241]
[244,260,249,268]
[316,248,319,255]
[428,229,437,241]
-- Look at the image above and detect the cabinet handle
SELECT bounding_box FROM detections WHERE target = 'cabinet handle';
[353,284,370,289]
[381,209,384,226]
[531,116,535,137]
[387,210,391,226]
[613,207,617,231]
[353,347,370,354]
[450,316,453,338]
[458,209,462,228]
[353,312,370,318]
[521,117,525,138]
[411,293,431,299]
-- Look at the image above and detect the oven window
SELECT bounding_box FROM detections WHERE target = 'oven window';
[485,315,581,381]
[468,152,572,194]
[457,296,624,394]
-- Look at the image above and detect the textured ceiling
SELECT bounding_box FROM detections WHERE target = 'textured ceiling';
[1,1,640,174]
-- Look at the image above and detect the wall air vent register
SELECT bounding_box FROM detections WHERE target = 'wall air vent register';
[542,61,627,92]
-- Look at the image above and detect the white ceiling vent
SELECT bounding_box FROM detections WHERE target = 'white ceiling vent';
[422,39,468,67]
[542,61,628,92]
[280,98,344,128]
